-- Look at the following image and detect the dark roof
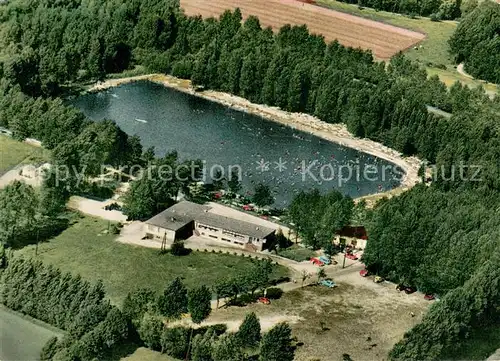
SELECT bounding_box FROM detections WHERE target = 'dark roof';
[145,201,275,239]
[145,201,209,231]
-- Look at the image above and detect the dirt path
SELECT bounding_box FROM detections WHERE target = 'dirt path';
[457,63,474,79]
[90,74,422,205]
[67,196,127,222]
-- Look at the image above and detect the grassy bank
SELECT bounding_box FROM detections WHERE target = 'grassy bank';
[16,214,289,305]
[0,135,51,173]
[0,305,62,361]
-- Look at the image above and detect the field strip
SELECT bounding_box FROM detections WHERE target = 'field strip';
[180,0,425,59]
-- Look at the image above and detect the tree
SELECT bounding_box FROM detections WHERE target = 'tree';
[252,183,274,207]
[317,268,326,282]
[40,336,60,361]
[236,312,261,347]
[0,243,7,269]
[212,334,244,361]
[122,288,156,326]
[188,285,212,324]
[101,307,129,348]
[160,326,190,359]
[211,169,226,191]
[259,322,295,361]
[122,178,157,221]
[227,169,242,195]
[300,270,310,288]
[191,330,215,361]
[138,313,163,351]
[157,277,188,319]
[0,180,39,247]
[245,261,272,296]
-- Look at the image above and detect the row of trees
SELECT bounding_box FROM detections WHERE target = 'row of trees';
[337,0,461,18]
[1,257,129,360]
[136,312,294,361]
[449,1,500,83]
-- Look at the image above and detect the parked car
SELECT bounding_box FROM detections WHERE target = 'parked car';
[310,257,325,266]
[404,286,417,294]
[374,276,384,283]
[345,253,358,260]
[258,297,270,305]
[319,256,331,265]
[359,269,369,277]
[396,284,406,291]
[320,279,336,288]
[424,294,435,301]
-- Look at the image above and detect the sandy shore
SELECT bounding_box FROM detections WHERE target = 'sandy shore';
[89,74,422,205]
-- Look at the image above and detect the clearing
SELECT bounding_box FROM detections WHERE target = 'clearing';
[0,135,50,175]
[180,0,425,59]
[120,347,176,361]
[180,262,430,361]
[16,214,289,305]
[0,305,62,361]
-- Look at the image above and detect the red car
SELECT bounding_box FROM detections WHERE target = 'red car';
[345,253,358,260]
[310,257,325,266]
[424,294,435,301]
[242,204,254,211]
[258,297,270,305]
[359,269,369,277]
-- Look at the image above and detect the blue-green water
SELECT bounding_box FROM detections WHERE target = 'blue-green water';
[72,81,403,206]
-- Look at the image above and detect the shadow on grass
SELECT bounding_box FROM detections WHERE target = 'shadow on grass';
[7,217,70,250]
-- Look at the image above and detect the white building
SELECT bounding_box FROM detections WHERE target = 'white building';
[144,201,276,251]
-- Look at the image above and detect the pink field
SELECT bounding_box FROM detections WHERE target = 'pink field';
[180,0,426,59]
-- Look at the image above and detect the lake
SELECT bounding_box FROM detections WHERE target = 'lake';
[71,81,403,206]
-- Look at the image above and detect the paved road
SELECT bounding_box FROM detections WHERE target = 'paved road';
[0,306,61,361]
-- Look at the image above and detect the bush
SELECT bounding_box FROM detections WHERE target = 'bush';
[196,323,228,337]
[265,287,284,300]
[110,224,121,235]
[160,326,190,359]
[430,13,441,21]
[170,241,190,256]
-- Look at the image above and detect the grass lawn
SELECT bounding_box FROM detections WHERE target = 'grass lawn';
[0,135,51,174]
[120,347,177,361]
[278,246,316,262]
[0,305,62,361]
[17,214,289,305]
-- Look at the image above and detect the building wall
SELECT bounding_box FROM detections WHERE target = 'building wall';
[144,224,176,244]
[194,221,266,251]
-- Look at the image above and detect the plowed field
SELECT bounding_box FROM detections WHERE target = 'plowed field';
[180,0,426,59]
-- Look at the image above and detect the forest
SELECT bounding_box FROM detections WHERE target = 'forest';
[0,0,499,359]
[449,1,500,83]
